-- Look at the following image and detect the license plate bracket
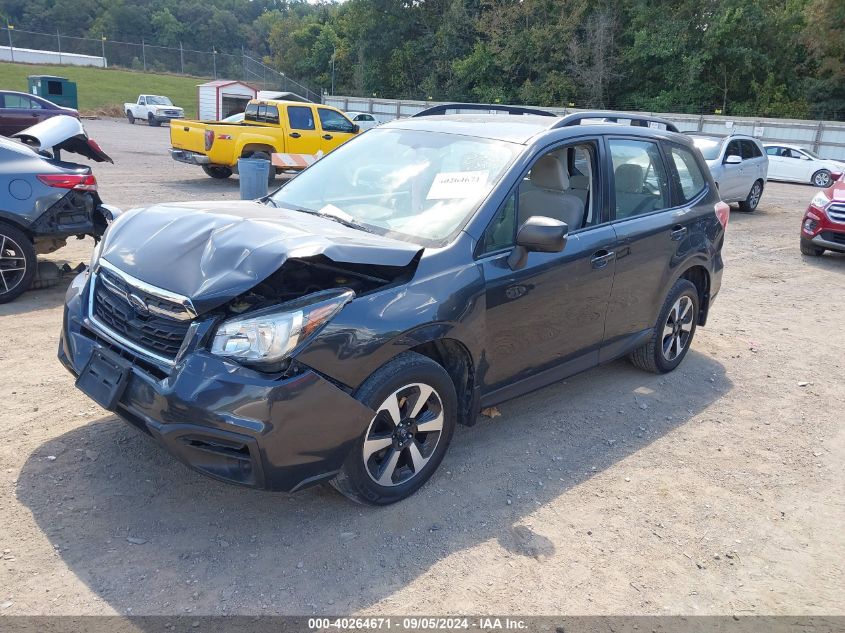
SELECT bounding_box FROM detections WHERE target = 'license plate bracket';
[75,348,132,411]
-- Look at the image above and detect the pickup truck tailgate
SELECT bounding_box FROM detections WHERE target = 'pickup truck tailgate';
[170,120,210,154]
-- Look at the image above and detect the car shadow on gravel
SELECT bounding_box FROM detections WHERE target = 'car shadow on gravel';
[17,350,730,615]
[800,250,845,271]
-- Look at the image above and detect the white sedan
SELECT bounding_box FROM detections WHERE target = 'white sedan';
[763,143,845,188]
[345,112,381,131]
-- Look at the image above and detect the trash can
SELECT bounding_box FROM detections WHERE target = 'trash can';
[27,75,78,109]
[238,158,270,200]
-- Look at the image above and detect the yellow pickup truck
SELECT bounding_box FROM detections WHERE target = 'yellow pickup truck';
[169,100,361,179]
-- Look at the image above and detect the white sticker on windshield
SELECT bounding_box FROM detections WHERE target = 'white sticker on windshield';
[426,171,489,200]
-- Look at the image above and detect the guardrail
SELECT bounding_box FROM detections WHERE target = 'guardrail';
[324,96,845,161]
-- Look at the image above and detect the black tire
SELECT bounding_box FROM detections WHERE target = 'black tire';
[148,113,160,127]
[244,151,275,184]
[202,165,233,179]
[330,352,458,505]
[0,222,37,304]
[812,169,832,188]
[126,111,135,124]
[629,279,699,374]
[800,238,824,257]
[738,179,763,212]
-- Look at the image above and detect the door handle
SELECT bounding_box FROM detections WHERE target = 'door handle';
[322,134,333,140]
[670,225,688,241]
[591,249,615,269]
[289,132,301,138]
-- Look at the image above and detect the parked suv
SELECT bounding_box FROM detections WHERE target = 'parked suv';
[60,107,727,505]
[690,134,768,211]
[800,171,845,256]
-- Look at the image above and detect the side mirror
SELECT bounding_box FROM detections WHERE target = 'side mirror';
[352,124,361,134]
[724,155,742,165]
[507,216,568,270]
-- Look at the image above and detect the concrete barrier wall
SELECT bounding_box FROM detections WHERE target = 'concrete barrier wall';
[325,96,845,161]
[0,46,105,68]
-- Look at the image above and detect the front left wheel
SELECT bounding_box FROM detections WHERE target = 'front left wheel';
[812,170,832,188]
[331,352,457,505]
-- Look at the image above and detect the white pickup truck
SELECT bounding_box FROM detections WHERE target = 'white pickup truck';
[124,95,185,127]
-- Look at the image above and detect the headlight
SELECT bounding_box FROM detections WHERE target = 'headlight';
[210,289,354,369]
[811,191,830,209]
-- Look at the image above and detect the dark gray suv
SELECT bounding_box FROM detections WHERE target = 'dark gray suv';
[61,107,727,504]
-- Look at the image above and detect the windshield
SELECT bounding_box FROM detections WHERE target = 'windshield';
[147,96,173,106]
[692,137,722,161]
[269,128,521,244]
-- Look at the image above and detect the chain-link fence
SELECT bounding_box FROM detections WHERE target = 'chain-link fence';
[1,26,323,102]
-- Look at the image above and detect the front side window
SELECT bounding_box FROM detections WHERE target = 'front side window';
[609,139,670,219]
[318,108,354,133]
[668,145,707,203]
[4,94,35,109]
[270,128,521,244]
[479,141,598,254]
[725,140,742,160]
[287,106,315,130]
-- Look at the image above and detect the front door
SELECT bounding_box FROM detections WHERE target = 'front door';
[283,105,322,156]
[479,140,616,393]
[316,108,357,154]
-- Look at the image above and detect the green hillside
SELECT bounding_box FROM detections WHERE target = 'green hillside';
[0,62,203,117]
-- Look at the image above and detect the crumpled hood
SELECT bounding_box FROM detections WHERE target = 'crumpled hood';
[100,200,421,313]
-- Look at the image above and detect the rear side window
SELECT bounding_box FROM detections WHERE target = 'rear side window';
[609,139,670,220]
[318,108,354,133]
[264,105,279,124]
[740,140,760,160]
[765,146,780,156]
[287,106,315,130]
[668,146,707,203]
[244,103,259,120]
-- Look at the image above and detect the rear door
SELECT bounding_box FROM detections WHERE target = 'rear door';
[601,136,688,357]
[0,93,43,135]
[283,105,321,155]
[316,108,357,153]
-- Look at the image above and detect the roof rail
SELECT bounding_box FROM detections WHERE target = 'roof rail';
[412,103,557,118]
[554,111,680,133]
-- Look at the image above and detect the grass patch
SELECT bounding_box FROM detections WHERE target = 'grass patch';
[0,62,203,118]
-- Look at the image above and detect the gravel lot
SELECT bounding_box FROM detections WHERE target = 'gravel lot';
[0,118,843,616]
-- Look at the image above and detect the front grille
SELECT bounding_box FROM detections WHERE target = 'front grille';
[820,230,845,245]
[827,204,845,223]
[92,268,192,361]
[164,110,180,116]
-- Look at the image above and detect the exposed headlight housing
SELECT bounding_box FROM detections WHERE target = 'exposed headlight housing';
[210,289,354,370]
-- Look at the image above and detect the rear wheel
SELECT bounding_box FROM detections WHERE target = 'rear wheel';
[739,180,763,212]
[0,223,36,304]
[812,170,832,188]
[126,111,135,124]
[202,165,233,179]
[330,352,457,505]
[800,238,824,257]
[629,279,699,374]
[148,113,160,127]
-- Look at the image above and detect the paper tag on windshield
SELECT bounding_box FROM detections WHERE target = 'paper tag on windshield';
[426,171,488,200]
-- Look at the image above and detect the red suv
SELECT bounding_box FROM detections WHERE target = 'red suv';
[801,171,845,256]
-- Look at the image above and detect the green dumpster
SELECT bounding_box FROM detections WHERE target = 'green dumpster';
[27,75,79,110]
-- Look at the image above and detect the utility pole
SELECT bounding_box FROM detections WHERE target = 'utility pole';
[331,46,336,96]
[101,36,106,68]
[179,42,184,74]
[212,49,217,79]
[6,22,14,63]
[142,38,146,71]
[57,29,62,64]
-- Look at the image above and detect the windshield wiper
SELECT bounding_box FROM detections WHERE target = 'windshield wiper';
[284,205,374,234]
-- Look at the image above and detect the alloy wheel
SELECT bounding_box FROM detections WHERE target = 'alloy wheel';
[0,234,28,297]
[661,295,694,362]
[363,383,444,487]
[813,171,831,188]
[748,182,762,209]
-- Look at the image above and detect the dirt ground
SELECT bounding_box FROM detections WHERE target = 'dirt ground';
[0,118,843,617]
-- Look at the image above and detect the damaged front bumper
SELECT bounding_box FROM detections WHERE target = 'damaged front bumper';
[58,271,375,492]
